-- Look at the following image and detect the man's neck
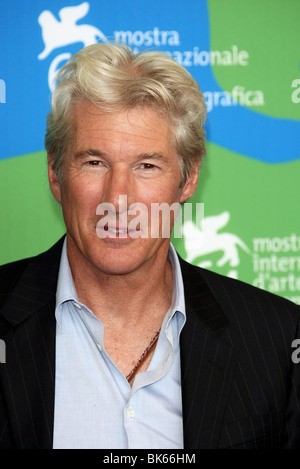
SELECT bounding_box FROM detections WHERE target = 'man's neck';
[66,238,174,328]
[65,235,175,380]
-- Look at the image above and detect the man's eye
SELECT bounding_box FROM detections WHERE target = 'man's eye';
[87,160,103,166]
[141,163,156,170]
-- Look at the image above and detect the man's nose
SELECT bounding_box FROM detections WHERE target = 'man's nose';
[103,166,134,212]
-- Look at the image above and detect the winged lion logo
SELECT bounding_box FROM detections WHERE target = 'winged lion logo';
[183,211,251,279]
[38,2,107,60]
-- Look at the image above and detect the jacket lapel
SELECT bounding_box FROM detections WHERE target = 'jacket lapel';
[0,238,64,448]
[179,257,237,449]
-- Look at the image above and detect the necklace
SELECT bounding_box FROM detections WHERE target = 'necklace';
[126,329,161,383]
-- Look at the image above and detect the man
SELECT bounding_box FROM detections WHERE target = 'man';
[0,43,299,449]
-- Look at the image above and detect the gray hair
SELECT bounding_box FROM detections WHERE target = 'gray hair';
[45,43,207,184]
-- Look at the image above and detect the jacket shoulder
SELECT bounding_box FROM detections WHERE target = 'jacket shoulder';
[0,237,65,312]
[0,258,29,308]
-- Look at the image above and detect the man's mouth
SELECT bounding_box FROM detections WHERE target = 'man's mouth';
[98,223,142,238]
[103,226,131,234]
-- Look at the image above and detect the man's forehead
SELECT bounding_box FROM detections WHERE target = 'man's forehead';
[69,101,176,155]
[71,100,171,131]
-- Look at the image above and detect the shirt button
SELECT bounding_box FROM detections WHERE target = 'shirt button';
[126,407,135,419]
[73,302,81,309]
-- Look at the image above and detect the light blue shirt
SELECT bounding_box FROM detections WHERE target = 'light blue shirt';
[52,239,186,449]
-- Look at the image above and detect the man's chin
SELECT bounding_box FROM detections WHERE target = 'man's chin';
[90,258,146,277]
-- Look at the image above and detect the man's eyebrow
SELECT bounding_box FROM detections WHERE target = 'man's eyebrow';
[135,152,167,161]
[73,150,168,161]
[74,149,106,159]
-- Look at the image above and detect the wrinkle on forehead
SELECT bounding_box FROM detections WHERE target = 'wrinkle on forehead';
[69,101,177,162]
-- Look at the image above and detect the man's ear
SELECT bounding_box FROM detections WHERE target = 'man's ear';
[47,154,62,203]
[179,161,200,204]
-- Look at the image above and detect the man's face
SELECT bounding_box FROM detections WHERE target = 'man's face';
[48,100,199,276]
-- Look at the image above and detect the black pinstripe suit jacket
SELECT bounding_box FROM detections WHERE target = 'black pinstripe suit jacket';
[0,237,300,449]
